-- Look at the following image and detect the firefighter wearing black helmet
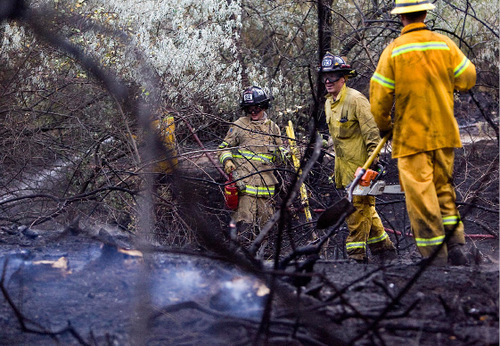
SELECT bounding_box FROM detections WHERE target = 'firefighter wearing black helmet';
[218,86,285,251]
[320,53,397,263]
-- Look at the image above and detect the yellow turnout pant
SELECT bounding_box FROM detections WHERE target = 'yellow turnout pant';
[398,148,465,260]
[345,195,395,260]
[231,194,274,246]
[233,194,273,228]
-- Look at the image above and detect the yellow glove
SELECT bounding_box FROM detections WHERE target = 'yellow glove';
[224,160,236,174]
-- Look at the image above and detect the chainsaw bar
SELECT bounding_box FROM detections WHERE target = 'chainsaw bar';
[352,180,403,196]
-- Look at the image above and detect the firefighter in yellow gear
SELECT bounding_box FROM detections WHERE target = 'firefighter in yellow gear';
[370,0,476,265]
[320,53,396,263]
[152,115,178,175]
[218,86,285,246]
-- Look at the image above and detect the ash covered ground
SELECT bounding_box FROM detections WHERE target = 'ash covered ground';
[0,228,497,345]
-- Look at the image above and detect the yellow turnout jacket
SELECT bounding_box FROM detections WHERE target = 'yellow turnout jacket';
[370,22,476,158]
[326,85,381,188]
[218,115,283,197]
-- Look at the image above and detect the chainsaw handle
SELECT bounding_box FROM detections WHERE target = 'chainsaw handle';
[362,134,390,170]
[348,134,390,201]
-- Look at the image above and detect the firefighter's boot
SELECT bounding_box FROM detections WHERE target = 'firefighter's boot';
[448,243,468,266]
[348,257,368,264]
[373,249,398,264]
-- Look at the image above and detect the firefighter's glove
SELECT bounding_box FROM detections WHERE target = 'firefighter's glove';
[279,147,291,162]
[322,138,329,148]
[224,160,236,174]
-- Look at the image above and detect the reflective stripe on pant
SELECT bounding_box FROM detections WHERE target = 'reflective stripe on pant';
[232,194,273,230]
[398,148,465,259]
[345,195,395,260]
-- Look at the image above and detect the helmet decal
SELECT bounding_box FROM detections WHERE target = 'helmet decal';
[243,93,254,102]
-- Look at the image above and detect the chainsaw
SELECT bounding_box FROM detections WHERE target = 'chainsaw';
[350,161,404,196]
[318,134,403,229]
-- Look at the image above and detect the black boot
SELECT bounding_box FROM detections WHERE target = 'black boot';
[348,257,368,264]
[448,244,468,266]
[373,249,398,264]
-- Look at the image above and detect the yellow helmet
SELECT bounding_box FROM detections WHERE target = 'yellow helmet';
[391,0,435,15]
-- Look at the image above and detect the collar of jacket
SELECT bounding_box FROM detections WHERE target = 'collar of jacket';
[401,22,428,35]
[327,84,347,106]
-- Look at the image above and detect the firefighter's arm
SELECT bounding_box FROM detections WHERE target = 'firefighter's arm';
[218,125,238,171]
[449,39,476,92]
[369,46,395,133]
[356,96,382,159]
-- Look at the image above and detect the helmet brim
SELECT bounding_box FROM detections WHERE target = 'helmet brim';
[240,101,270,109]
[391,3,435,14]
[320,69,357,78]
[320,68,353,73]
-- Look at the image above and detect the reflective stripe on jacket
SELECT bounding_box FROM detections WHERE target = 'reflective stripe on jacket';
[218,115,283,195]
[370,22,476,158]
[325,85,381,188]
[242,184,275,197]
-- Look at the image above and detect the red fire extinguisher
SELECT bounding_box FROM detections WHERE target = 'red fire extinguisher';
[224,173,239,210]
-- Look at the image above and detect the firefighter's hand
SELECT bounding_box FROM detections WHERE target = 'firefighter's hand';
[280,147,291,162]
[224,160,236,174]
[370,156,379,169]
[380,129,393,140]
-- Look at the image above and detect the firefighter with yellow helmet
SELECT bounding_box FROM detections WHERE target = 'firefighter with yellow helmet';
[218,86,285,249]
[370,0,476,265]
[319,53,397,264]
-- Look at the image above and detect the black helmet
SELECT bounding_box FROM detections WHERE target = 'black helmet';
[240,86,271,109]
[318,52,357,78]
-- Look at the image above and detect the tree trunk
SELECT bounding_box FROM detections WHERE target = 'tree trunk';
[314,0,333,129]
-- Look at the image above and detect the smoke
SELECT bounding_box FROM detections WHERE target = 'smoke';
[214,276,269,318]
[149,258,269,319]
[0,248,269,325]
[150,265,206,306]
